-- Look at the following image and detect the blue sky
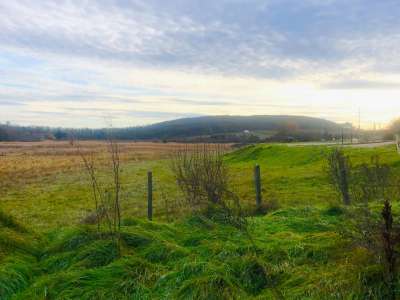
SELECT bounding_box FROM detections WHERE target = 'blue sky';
[1,0,400,128]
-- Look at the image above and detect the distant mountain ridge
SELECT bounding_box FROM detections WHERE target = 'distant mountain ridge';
[0,115,343,142]
[134,115,340,139]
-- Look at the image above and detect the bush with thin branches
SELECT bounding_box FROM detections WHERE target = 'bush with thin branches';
[75,137,123,241]
[326,148,352,205]
[170,144,246,229]
[352,155,392,203]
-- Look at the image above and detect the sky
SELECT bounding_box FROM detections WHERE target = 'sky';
[1,0,400,128]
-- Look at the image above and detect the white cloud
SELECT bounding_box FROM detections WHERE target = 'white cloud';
[1,0,400,128]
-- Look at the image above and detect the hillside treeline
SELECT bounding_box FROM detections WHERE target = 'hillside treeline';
[0,115,353,142]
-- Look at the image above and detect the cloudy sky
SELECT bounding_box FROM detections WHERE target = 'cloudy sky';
[1,0,400,128]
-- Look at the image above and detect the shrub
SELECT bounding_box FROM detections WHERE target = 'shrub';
[325,148,351,205]
[171,144,229,210]
[75,137,122,237]
[352,156,393,203]
[254,198,280,216]
[344,158,400,299]
[170,145,247,230]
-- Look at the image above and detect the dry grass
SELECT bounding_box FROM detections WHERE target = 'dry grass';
[0,141,231,230]
[0,140,226,156]
[0,141,231,192]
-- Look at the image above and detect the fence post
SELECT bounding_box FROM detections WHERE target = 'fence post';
[396,135,400,154]
[254,165,262,208]
[147,171,153,221]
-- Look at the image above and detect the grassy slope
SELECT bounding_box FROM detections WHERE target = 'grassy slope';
[0,211,43,299]
[228,144,400,208]
[2,208,367,299]
[1,144,399,299]
[3,204,391,299]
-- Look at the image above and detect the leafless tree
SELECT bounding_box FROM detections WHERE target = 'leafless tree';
[170,144,229,210]
[326,148,352,205]
[76,142,112,231]
[108,137,121,232]
[74,136,123,240]
[170,144,248,230]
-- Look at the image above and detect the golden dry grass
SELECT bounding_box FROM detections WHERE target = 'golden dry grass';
[0,141,230,191]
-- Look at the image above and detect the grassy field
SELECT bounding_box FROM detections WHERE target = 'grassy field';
[1,141,399,230]
[0,141,229,230]
[1,141,400,299]
[0,140,219,191]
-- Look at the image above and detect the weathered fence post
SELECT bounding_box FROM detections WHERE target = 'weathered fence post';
[147,171,153,221]
[254,164,262,208]
[396,134,400,154]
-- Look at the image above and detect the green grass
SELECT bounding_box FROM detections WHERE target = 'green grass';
[227,144,400,208]
[2,144,399,231]
[1,143,399,299]
[0,159,177,231]
[0,206,385,299]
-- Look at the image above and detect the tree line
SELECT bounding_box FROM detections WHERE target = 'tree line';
[2,115,398,143]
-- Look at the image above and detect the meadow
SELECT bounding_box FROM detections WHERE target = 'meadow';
[0,141,228,229]
[1,141,398,230]
[1,141,400,299]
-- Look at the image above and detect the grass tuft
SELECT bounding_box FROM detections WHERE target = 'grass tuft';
[229,255,269,295]
[0,256,37,299]
[0,209,27,233]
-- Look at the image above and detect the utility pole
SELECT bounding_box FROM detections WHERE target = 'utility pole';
[147,171,153,221]
[358,108,361,143]
[254,165,262,208]
[350,124,353,144]
[341,127,344,145]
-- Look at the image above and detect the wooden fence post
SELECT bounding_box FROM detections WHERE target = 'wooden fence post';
[254,165,262,208]
[147,171,153,221]
[396,135,400,154]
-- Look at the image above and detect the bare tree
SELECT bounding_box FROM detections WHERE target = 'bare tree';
[170,144,247,230]
[326,148,351,205]
[108,137,121,232]
[74,136,123,241]
[76,142,112,231]
[170,144,229,211]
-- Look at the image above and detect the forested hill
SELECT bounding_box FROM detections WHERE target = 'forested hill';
[0,115,343,142]
[135,115,339,136]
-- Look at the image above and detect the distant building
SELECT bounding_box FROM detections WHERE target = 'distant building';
[342,122,353,129]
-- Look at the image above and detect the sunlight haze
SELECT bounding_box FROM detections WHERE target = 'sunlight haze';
[1,0,400,128]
